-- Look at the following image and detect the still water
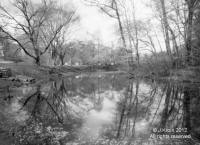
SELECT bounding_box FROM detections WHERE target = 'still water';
[0,72,200,145]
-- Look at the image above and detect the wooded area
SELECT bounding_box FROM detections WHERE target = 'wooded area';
[1,1,200,145]
[0,0,200,77]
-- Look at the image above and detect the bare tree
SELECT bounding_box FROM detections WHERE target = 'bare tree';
[151,0,200,65]
[184,0,199,64]
[43,6,79,66]
[0,0,74,65]
[50,31,67,66]
[122,0,140,65]
[160,0,172,56]
[84,0,136,66]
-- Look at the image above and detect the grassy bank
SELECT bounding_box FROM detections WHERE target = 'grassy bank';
[129,53,200,83]
[0,63,53,79]
[1,55,200,88]
[0,62,80,88]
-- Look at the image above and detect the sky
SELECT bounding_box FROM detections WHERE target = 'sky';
[70,0,154,46]
[69,0,117,45]
[68,0,160,52]
[0,0,161,50]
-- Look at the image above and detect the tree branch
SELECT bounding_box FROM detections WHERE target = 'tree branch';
[0,27,36,59]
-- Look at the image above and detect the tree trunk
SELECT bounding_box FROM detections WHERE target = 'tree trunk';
[61,59,64,66]
[135,36,140,65]
[35,56,40,66]
[60,55,65,66]
[160,0,172,56]
[169,28,179,56]
[114,0,136,69]
[132,0,140,66]
[114,0,127,52]
[185,9,194,65]
[70,57,72,66]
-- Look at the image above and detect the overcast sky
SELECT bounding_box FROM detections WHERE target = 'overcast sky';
[69,0,159,51]
[1,0,159,49]
[70,0,117,45]
[70,0,154,46]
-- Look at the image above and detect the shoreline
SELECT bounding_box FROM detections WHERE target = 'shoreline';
[0,63,200,89]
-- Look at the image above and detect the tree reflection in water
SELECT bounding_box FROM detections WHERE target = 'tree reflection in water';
[103,80,200,145]
[0,73,200,145]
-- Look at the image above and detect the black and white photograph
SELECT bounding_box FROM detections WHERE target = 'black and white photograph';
[0,0,200,144]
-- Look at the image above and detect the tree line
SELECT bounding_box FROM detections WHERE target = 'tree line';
[85,0,200,68]
[1,0,200,69]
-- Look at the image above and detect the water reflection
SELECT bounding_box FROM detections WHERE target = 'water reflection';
[0,73,200,145]
[79,92,118,141]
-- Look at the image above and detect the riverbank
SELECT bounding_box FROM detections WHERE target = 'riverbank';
[129,65,200,84]
[1,68,199,145]
[0,62,124,88]
[0,62,200,89]
[0,63,74,88]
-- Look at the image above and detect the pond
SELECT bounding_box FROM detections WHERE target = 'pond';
[0,72,200,145]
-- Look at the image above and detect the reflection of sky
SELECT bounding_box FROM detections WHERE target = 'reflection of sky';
[69,80,167,141]
[135,119,149,136]
[0,74,189,145]
[4,97,29,123]
[79,90,121,140]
